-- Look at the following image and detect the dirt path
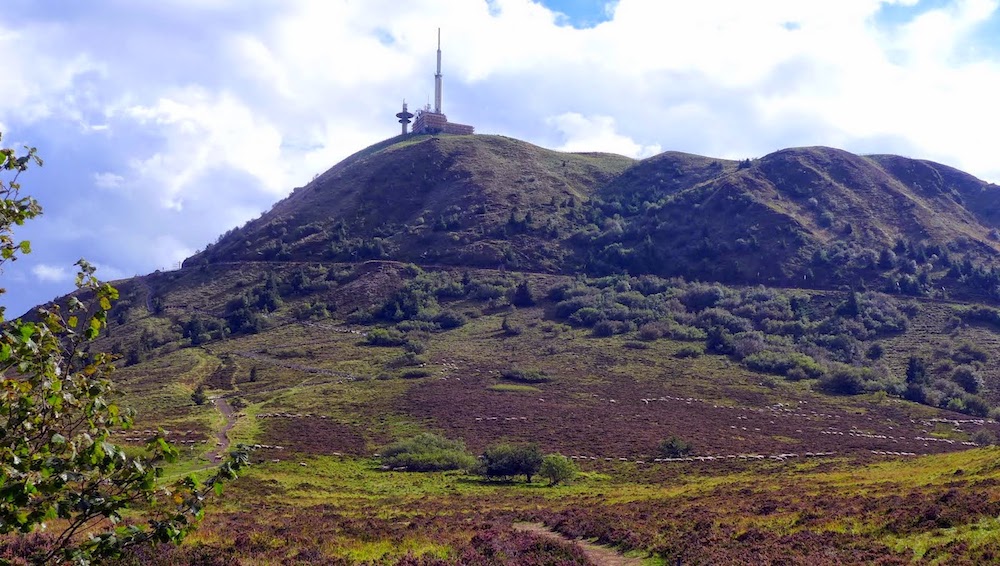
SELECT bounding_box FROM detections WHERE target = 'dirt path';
[512,522,643,566]
[207,397,237,464]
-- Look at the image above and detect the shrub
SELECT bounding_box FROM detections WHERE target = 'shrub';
[380,433,476,472]
[538,454,578,486]
[592,320,617,337]
[623,341,649,350]
[972,430,998,446]
[662,323,706,341]
[951,365,983,394]
[501,316,524,336]
[674,345,702,358]
[432,310,467,329]
[637,323,661,341]
[866,344,884,360]
[962,394,990,417]
[365,328,407,347]
[191,385,207,406]
[400,369,432,379]
[500,368,552,384]
[659,436,693,457]
[744,351,823,379]
[511,280,536,307]
[478,443,543,482]
[568,307,604,327]
[817,366,866,395]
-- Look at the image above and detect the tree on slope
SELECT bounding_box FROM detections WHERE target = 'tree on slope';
[0,133,248,564]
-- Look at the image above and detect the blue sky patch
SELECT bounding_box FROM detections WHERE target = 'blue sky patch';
[537,0,615,28]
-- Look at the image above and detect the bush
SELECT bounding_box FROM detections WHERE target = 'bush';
[501,316,524,336]
[365,328,407,347]
[659,436,693,457]
[744,351,823,379]
[674,345,702,358]
[432,310,467,329]
[191,385,207,406]
[951,365,983,394]
[592,319,617,337]
[972,430,998,446]
[400,369,432,379]
[637,323,661,341]
[866,344,884,360]
[538,454,578,486]
[478,443,543,482]
[511,280,536,307]
[380,433,476,472]
[961,394,990,417]
[500,368,552,384]
[817,367,866,395]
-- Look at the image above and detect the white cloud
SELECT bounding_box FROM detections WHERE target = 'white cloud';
[31,264,70,283]
[548,112,660,158]
[93,171,124,190]
[124,88,287,208]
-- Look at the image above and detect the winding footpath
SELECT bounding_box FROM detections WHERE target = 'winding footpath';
[512,523,642,566]
[207,397,238,464]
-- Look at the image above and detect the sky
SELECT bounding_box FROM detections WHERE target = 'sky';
[3,0,1000,317]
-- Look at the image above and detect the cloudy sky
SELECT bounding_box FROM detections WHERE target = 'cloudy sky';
[2,0,1000,316]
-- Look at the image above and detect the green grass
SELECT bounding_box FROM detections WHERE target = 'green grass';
[488,383,541,393]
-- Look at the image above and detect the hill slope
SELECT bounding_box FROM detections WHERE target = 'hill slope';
[25,134,1000,564]
[188,136,1000,299]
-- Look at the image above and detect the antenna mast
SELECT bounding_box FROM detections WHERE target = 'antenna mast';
[434,28,443,114]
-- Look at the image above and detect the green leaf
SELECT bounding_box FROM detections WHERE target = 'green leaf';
[67,316,78,328]
[99,297,111,311]
[214,482,223,497]
[18,240,30,254]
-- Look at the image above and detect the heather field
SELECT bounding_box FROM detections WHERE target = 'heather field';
[57,261,1000,564]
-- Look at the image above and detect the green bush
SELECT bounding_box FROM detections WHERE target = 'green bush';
[659,436,692,457]
[674,345,702,358]
[380,433,476,472]
[539,454,578,486]
[365,328,407,347]
[400,369,432,379]
[951,365,983,394]
[592,319,616,337]
[500,368,552,384]
[817,367,866,395]
[501,316,524,336]
[973,429,998,446]
[191,385,207,406]
[511,280,536,307]
[478,443,543,482]
[432,310,467,329]
[744,351,823,379]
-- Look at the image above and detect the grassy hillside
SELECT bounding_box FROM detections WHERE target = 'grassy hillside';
[49,255,1000,563]
[16,134,1000,564]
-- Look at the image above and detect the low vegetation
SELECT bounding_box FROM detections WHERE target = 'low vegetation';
[379,433,476,472]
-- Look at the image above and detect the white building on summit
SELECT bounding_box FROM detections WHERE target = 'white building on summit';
[397,29,474,136]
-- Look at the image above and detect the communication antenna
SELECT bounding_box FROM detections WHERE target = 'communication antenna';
[395,100,414,135]
[434,28,442,114]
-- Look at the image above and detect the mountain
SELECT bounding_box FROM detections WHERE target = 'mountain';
[30,134,1000,563]
[188,135,1000,299]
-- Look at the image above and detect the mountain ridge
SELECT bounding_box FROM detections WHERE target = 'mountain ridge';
[183,135,1000,302]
